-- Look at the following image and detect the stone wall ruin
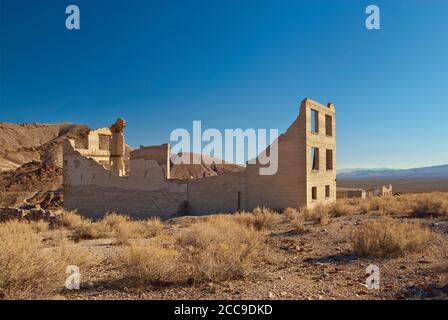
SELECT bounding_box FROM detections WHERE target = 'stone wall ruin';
[63,99,337,219]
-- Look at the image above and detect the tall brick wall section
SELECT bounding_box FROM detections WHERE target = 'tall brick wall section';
[304,100,337,207]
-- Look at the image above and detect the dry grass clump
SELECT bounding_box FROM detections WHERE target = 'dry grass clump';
[61,212,164,244]
[103,213,139,245]
[231,207,279,231]
[102,212,130,229]
[306,204,330,226]
[407,193,448,217]
[251,207,279,230]
[351,218,432,258]
[107,214,164,245]
[283,207,305,232]
[349,193,448,217]
[143,217,164,238]
[0,220,96,299]
[29,220,49,233]
[232,211,255,227]
[328,201,359,217]
[177,215,264,282]
[61,212,111,241]
[233,207,279,231]
[371,197,405,215]
[283,207,298,220]
[115,244,179,285]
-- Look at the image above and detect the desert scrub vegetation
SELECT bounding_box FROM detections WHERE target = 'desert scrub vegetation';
[305,204,330,226]
[0,220,96,299]
[351,218,432,258]
[283,207,305,232]
[61,211,111,241]
[61,211,164,244]
[115,244,179,285]
[328,200,359,217]
[347,192,448,217]
[406,193,448,217]
[177,215,264,282]
[102,213,163,245]
[251,206,279,230]
[233,207,279,231]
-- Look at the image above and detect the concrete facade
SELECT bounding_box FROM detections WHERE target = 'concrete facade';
[63,98,336,219]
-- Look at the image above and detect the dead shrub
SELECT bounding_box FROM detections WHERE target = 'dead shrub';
[283,207,298,220]
[329,201,359,217]
[62,212,164,244]
[0,220,96,299]
[115,244,179,285]
[103,213,164,245]
[113,222,139,245]
[231,207,278,231]
[351,218,432,258]
[143,217,164,238]
[283,207,305,232]
[103,213,135,245]
[61,211,111,241]
[408,194,448,217]
[251,207,279,230]
[355,193,448,217]
[177,215,264,282]
[232,211,255,227]
[102,212,130,228]
[71,221,111,242]
[306,204,330,225]
[290,213,305,232]
[60,211,85,228]
[29,220,49,233]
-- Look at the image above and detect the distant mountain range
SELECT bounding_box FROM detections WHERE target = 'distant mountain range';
[337,164,448,179]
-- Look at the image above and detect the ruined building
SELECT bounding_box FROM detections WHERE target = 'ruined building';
[63,98,336,219]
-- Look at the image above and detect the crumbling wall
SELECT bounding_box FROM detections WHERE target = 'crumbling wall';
[63,98,337,219]
[131,144,171,178]
[245,99,336,210]
[187,172,246,214]
[246,115,307,210]
[63,141,187,219]
[347,189,366,199]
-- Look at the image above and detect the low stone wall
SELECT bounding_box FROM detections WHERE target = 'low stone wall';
[64,185,187,219]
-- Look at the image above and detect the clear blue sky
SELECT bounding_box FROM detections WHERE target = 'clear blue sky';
[1,0,447,169]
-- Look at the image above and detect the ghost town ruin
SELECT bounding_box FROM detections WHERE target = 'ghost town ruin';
[63,98,336,219]
[337,184,393,199]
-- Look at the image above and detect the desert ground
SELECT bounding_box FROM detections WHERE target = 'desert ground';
[1,192,447,300]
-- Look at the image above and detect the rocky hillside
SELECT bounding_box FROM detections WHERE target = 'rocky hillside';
[0,123,90,208]
[0,122,90,171]
[170,153,245,179]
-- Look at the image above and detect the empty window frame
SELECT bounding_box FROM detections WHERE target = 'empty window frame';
[325,115,333,136]
[311,109,319,133]
[98,134,111,150]
[326,149,333,171]
[325,185,330,198]
[311,147,320,171]
[312,187,317,200]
